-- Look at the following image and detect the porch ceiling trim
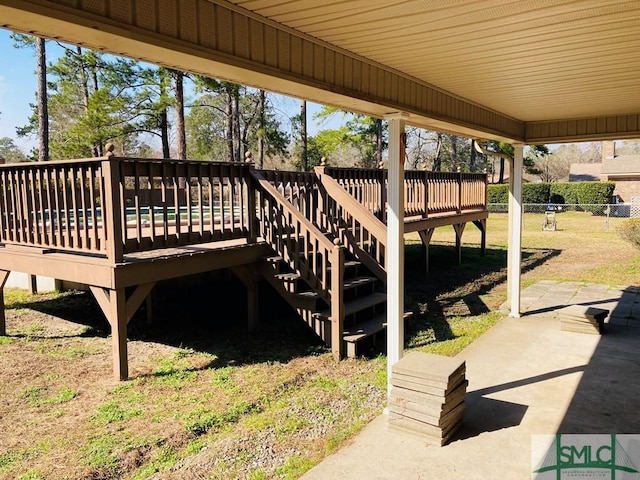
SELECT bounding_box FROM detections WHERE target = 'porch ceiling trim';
[1,0,524,142]
[526,115,640,144]
[1,0,639,144]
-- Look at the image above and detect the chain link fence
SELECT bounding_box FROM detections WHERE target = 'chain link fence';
[488,203,634,216]
[488,203,637,231]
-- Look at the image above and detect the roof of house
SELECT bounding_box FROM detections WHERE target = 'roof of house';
[569,163,602,182]
[601,155,640,176]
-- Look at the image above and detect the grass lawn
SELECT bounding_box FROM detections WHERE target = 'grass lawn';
[0,211,638,479]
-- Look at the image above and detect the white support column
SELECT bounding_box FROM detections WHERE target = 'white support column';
[385,112,408,395]
[508,143,524,318]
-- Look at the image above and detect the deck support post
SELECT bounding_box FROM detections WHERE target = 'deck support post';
[0,270,10,336]
[385,112,408,394]
[418,229,435,274]
[28,274,37,294]
[508,143,524,318]
[453,223,466,265]
[109,288,128,381]
[90,284,156,381]
[473,219,486,256]
[231,265,261,331]
[330,241,346,360]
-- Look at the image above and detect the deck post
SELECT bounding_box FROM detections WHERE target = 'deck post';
[0,270,10,336]
[330,240,345,360]
[109,288,128,381]
[453,223,466,265]
[508,143,524,317]
[385,112,408,394]
[231,265,260,331]
[102,150,124,264]
[473,219,486,256]
[418,229,434,274]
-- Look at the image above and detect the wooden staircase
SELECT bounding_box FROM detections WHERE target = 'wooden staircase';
[251,168,405,359]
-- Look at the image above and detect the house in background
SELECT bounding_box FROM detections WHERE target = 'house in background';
[569,141,640,203]
[600,141,640,203]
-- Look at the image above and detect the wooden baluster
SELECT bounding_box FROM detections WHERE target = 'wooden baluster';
[0,172,7,242]
[88,165,98,251]
[79,166,88,250]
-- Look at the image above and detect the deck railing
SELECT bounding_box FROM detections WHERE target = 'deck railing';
[0,158,109,255]
[323,167,487,220]
[118,158,253,256]
[0,159,487,265]
[0,157,255,262]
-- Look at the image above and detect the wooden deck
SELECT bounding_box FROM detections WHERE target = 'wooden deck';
[0,153,487,380]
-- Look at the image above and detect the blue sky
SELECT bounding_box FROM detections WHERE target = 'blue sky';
[0,28,46,151]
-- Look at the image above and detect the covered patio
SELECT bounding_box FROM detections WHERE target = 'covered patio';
[302,281,640,478]
[1,1,639,469]
[3,1,638,389]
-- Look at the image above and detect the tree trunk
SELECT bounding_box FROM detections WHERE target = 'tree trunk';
[225,89,233,162]
[232,88,241,162]
[451,136,458,171]
[159,73,171,159]
[258,89,265,169]
[36,37,49,161]
[470,139,476,172]
[160,108,170,158]
[375,118,383,167]
[173,71,186,159]
[300,100,307,171]
[499,158,505,183]
[433,132,443,171]
[76,47,99,157]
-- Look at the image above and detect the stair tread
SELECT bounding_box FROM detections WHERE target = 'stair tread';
[274,272,300,281]
[328,260,361,270]
[293,291,319,299]
[262,255,284,263]
[343,312,413,342]
[314,292,387,320]
[343,276,377,290]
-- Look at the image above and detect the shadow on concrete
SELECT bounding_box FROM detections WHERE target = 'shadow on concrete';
[523,297,624,317]
[557,325,640,434]
[456,396,529,441]
[456,366,587,441]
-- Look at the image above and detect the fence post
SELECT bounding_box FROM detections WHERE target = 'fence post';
[330,238,345,361]
[102,147,124,263]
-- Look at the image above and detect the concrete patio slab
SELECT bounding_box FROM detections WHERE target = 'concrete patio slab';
[301,282,640,480]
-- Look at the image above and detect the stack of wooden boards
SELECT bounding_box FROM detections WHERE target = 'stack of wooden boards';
[388,351,466,446]
[559,305,609,335]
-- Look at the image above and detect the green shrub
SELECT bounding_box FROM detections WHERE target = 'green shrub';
[577,182,615,205]
[522,183,551,204]
[488,181,614,210]
[618,218,640,250]
[487,184,508,203]
[549,182,578,204]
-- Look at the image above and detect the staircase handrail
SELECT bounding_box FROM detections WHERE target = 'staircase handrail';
[315,166,387,284]
[250,168,340,301]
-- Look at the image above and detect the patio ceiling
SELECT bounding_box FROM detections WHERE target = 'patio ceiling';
[1,0,639,143]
